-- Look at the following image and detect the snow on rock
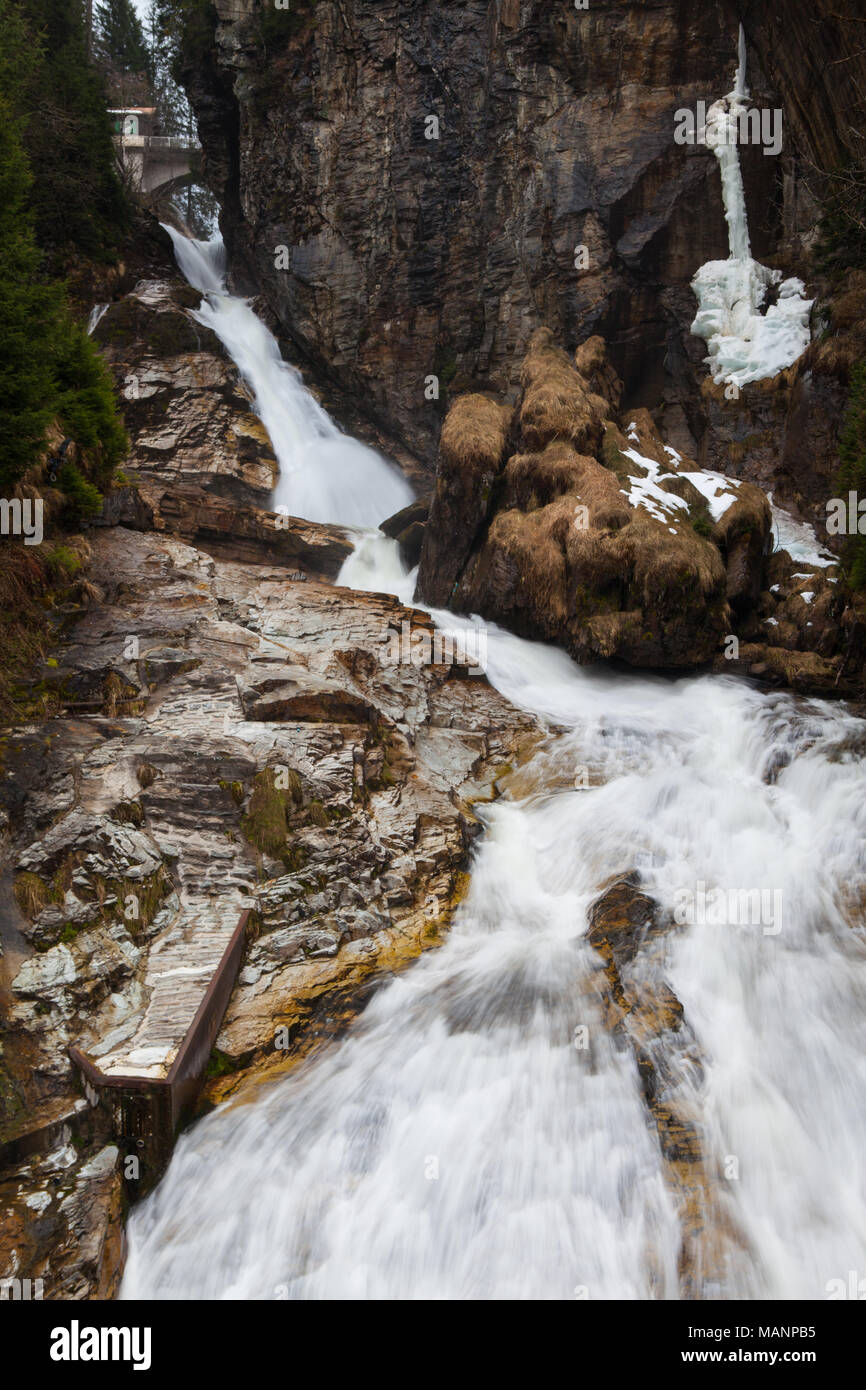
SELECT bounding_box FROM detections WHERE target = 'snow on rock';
[678,468,742,522]
[768,495,837,569]
[619,447,691,524]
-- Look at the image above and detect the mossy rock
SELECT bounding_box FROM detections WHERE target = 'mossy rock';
[205,1047,238,1080]
[218,779,245,806]
[13,871,51,920]
[241,767,307,866]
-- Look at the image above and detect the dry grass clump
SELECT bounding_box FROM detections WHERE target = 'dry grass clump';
[470,504,570,632]
[519,328,610,454]
[0,545,52,719]
[503,442,585,507]
[102,669,140,717]
[67,577,102,607]
[620,408,671,468]
[829,270,866,336]
[439,394,513,477]
[13,871,51,920]
[574,334,623,412]
[501,442,630,531]
[622,510,726,608]
[712,481,771,550]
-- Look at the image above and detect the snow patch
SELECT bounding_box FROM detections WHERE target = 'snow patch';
[679,469,741,522]
[621,448,690,524]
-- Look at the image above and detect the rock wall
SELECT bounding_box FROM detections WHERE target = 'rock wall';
[187,0,858,478]
[189,0,738,465]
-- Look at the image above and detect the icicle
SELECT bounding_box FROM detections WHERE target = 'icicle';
[689,26,812,388]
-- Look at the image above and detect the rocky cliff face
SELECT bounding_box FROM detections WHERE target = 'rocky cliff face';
[0,252,538,1297]
[187,0,850,479]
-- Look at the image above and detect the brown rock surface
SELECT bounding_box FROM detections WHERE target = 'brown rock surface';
[587,872,748,1298]
[188,0,771,465]
[0,520,539,1286]
[417,332,746,669]
[93,277,278,506]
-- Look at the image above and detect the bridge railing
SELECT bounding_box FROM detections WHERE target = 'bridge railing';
[68,908,256,1193]
[144,135,202,151]
[115,134,201,152]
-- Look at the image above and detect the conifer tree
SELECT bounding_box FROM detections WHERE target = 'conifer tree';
[0,92,63,491]
[95,0,151,77]
[14,0,129,265]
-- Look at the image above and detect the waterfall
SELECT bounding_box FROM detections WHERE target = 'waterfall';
[119,230,866,1301]
[162,225,413,530]
[690,26,813,388]
[86,303,109,336]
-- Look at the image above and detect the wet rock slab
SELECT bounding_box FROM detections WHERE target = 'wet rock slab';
[0,524,539,1286]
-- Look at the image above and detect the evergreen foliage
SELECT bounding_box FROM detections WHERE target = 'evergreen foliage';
[13,0,130,266]
[0,91,65,491]
[0,0,129,496]
[95,0,151,77]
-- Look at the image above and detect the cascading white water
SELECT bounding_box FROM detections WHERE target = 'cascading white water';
[121,230,866,1301]
[87,303,109,336]
[162,226,414,529]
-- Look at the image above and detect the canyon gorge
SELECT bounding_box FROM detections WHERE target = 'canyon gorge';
[1,0,866,1307]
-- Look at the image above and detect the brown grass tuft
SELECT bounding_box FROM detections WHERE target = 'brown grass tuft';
[519,327,610,454]
[13,871,51,921]
[574,334,623,411]
[439,394,513,475]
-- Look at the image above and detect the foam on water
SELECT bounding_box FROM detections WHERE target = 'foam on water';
[122,234,865,1302]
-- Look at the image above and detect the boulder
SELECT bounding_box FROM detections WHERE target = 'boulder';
[417,333,752,670]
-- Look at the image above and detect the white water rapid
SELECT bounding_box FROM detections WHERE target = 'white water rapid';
[162,226,413,528]
[120,229,866,1301]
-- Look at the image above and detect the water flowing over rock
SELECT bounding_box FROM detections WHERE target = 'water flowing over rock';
[4,0,866,1305]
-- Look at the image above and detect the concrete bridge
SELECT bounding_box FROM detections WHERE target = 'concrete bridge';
[114,128,201,198]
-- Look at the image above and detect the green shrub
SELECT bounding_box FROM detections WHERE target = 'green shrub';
[57,462,103,522]
[11,0,130,267]
[45,544,83,579]
[54,316,128,488]
[691,511,714,539]
[0,90,63,491]
[0,3,129,494]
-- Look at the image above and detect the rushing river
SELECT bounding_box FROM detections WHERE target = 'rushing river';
[120,231,866,1300]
